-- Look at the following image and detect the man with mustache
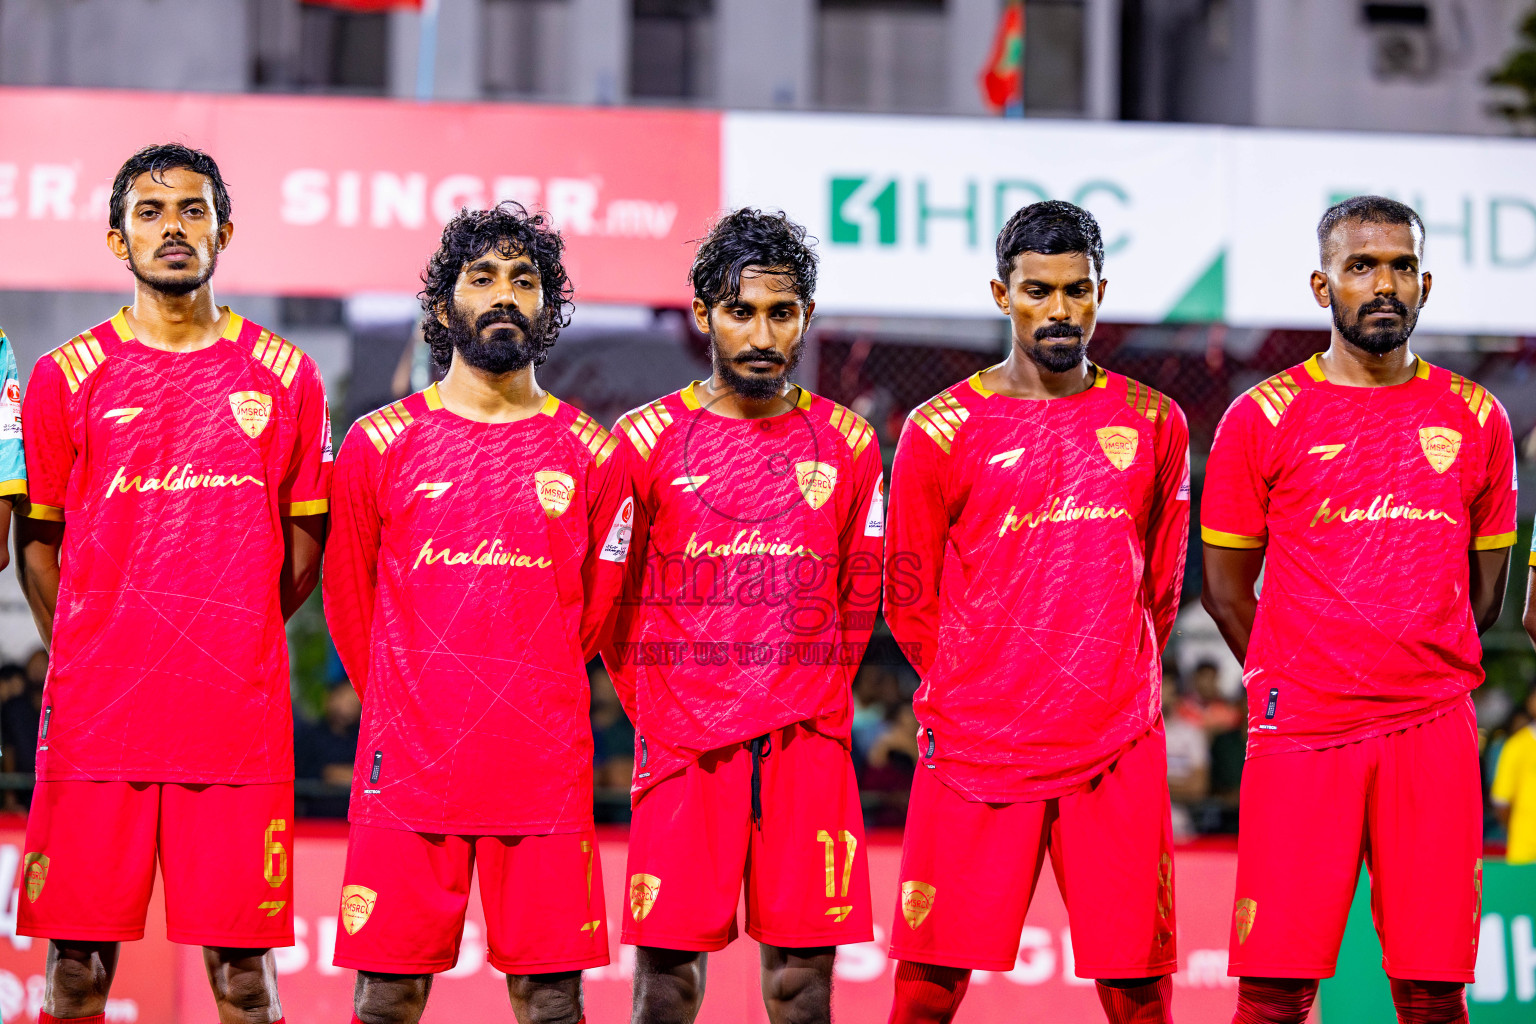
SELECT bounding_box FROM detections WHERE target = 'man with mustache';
[324,203,631,1024]
[14,144,331,1024]
[1202,196,1516,1024]
[602,209,884,1024]
[880,200,1188,1024]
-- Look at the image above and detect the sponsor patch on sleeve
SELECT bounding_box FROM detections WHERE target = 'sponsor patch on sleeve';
[599,496,635,563]
[0,377,21,440]
[864,475,886,537]
[1176,450,1191,501]
[321,402,334,463]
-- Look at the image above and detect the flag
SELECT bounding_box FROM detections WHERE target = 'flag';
[300,0,424,11]
[980,1,1025,113]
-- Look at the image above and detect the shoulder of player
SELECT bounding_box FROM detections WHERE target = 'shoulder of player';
[1229,361,1312,430]
[39,313,128,393]
[612,388,688,461]
[799,389,878,462]
[904,379,982,455]
[350,391,432,455]
[233,315,318,391]
[1422,362,1504,432]
[1107,370,1182,429]
[543,395,621,468]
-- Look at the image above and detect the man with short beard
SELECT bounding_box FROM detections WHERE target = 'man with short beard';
[602,209,884,1024]
[881,201,1188,1024]
[14,144,330,1024]
[1203,196,1516,1024]
[323,203,632,1024]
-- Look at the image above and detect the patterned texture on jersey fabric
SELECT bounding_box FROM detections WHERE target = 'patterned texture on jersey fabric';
[324,385,632,834]
[21,310,330,783]
[1202,356,1518,756]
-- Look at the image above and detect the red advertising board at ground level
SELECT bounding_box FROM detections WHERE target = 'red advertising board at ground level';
[0,88,719,305]
[0,821,1243,1023]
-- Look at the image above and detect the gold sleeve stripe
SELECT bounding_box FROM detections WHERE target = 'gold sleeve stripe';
[829,403,876,458]
[910,391,970,455]
[1201,526,1266,549]
[360,401,415,453]
[1448,374,1493,427]
[1245,370,1300,427]
[0,479,26,498]
[1126,379,1170,424]
[618,400,675,460]
[253,330,303,388]
[23,502,64,522]
[569,410,618,466]
[49,331,110,394]
[284,499,329,516]
[1471,531,1517,551]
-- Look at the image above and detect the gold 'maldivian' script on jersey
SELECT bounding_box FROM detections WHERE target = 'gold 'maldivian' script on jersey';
[998,496,1131,537]
[683,530,826,561]
[1308,495,1459,528]
[107,465,265,498]
[412,538,554,570]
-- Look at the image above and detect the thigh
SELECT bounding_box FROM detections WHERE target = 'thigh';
[1368,702,1482,983]
[886,766,1050,972]
[621,742,752,952]
[331,824,474,974]
[477,830,609,975]
[1229,741,1370,979]
[18,780,158,941]
[1052,727,1177,978]
[747,722,873,948]
[158,782,295,947]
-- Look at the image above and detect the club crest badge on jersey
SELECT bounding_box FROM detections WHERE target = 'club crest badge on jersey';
[534,470,576,517]
[22,852,48,902]
[795,461,838,510]
[900,880,936,929]
[1419,427,1462,473]
[228,392,273,439]
[339,884,378,935]
[1096,426,1139,470]
[1234,897,1257,944]
[630,873,661,921]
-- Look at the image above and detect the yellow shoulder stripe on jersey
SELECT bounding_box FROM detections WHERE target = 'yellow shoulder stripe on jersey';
[252,327,303,388]
[1245,369,1303,427]
[1447,372,1493,428]
[909,390,969,455]
[1201,526,1266,549]
[1472,531,1517,551]
[49,330,109,394]
[570,409,619,466]
[616,399,676,460]
[359,400,416,454]
[1125,378,1170,424]
[828,403,876,459]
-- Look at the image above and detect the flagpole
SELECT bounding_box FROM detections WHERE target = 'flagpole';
[414,0,440,101]
[1008,0,1025,117]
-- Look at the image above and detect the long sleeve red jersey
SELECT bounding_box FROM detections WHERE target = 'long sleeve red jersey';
[323,384,633,834]
[600,383,885,796]
[884,367,1189,803]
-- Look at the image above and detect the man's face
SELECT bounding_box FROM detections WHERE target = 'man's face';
[110,168,230,296]
[440,245,553,374]
[1315,219,1428,355]
[990,251,1106,373]
[693,267,813,401]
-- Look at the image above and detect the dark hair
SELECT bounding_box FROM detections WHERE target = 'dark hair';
[689,208,818,309]
[419,201,574,368]
[995,200,1104,281]
[109,143,231,233]
[1317,195,1425,264]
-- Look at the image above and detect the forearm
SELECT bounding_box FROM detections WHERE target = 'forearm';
[281,514,327,621]
[1200,544,1264,664]
[14,519,62,648]
[1469,547,1511,635]
[1524,568,1536,649]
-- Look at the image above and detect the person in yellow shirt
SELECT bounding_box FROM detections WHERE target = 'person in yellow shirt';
[1492,689,1536,865]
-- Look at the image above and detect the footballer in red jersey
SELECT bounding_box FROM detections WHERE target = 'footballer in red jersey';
[1203,197,1516,1024]
[882,201,1187,1024]
[601,210,883,1024]
[324,203,629,1024]
[14,145,329,1024]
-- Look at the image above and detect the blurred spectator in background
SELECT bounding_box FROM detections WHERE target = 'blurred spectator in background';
[590,662,634,822]
[1491,688,1536,865]
[860,703,920,828]
[0,662,25,705]
[1164,672,1209,839]
[851,663,902,766]
[295,680,361,818]
[0,653,44,810]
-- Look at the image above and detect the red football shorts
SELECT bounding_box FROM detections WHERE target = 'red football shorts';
[332,823,609,975]
[18,779,294,947]
[622,720,873,951]
[889,726,1176,975]
[1229,699,1482,982]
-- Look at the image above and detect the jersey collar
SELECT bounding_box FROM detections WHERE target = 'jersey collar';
[1301,353,1431,383]
[967,362,1106,398]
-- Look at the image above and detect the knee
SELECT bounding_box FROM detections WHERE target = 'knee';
[508,975,583,1024]
[354,972,430,1024]
[1389,979,1467,1024]
[1234,977,1319,1024]
[632,949,706,1024]
[204,948,278,1022]
[762,958,833,1024]
[47,954,109,1012]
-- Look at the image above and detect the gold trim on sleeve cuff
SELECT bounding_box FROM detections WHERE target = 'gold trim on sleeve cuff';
[1201,526,1266,549]
[1471,531,1517,551]
[283,499,329,517]
[0,479,27,498]
[23,502,64,522]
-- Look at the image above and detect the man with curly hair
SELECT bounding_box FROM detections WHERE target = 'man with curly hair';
[602,209,884,1024]
[324,202,633,1024]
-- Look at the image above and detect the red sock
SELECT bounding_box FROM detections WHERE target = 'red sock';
[1389,979,1467,1024]
[1097,976,1173,1023]
[1232,977,1319,1024]
[39,1014,106,1024]
[889,960,971,1024]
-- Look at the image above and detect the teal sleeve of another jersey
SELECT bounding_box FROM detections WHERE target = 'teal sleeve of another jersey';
[0,332,26,496]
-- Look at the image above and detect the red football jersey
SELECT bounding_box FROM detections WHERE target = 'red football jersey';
[324,384,633,834]
[1201,355,1518,755]
[600,383,885,796]
[22,309,331,783]
[885,367,1190,802]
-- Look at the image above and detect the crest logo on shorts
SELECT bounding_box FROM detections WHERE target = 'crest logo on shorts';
[1096,427,1139,470]
[629,873,661,921]
[534,470,576,518]
[795,462,838,510]
[1419,427,1461,473]
[22,853,48,902]
[339,884,378,935]
[228,392,274,439]
[1234,898,1258,945]
[900,880,937,929]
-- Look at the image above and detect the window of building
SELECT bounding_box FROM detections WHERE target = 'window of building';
[629,0,715,101]
[483,0,569,98]
[817,0,946,114]
[249,0,389,94]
